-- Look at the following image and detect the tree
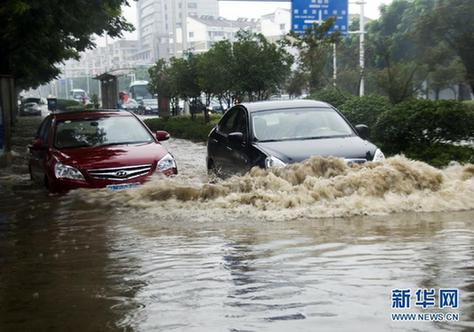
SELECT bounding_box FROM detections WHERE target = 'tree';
[285,18,340,92]
[365,1,428,103]
[233,31,293,101]
[0,0,133,89]
[196,40,234,108]
[415,0,474,94]
[148,59,177,118]
[286,71,307,98]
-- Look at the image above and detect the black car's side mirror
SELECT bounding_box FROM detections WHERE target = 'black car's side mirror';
[355,124,369,140]
[228,132,244,146]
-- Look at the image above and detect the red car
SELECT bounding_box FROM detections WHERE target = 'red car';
[28,110,177,192]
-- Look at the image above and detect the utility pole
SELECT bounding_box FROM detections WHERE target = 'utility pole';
[181,0,188,56]
[348,1,366,96]
[359,1,365,96]
[171,0,178,57]
[333,43,337,87]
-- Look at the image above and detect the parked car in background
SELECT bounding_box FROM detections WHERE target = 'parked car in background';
[129,81,159,115]
[69,89,89,104]
[19,102,42,116]
[207,100,385,177]
[121,98,139,113]
[207,99,225,113]
[28,110,177,192]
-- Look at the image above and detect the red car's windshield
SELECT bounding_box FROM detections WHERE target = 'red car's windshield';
[54,116,153,149]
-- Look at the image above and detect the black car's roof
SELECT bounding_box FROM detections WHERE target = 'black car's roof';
[240,99,332,113]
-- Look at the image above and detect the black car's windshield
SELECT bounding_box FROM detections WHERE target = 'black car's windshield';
[252,107,354,142]
[54,116,153,149]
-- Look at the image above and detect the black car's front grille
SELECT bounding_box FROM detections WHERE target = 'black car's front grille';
[87,164,152,181]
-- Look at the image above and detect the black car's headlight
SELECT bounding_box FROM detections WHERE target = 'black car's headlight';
[157,153,176,172]
[373,149,385,162]
[54,162,85,181]
[265,156,286,168]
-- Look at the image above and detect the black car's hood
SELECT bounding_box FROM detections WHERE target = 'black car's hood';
[254,136,377,163]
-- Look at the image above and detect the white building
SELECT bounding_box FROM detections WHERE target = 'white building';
[176,16,259,54]
[260,8,291,42]
[135,0,219,62]
[61,40,140,78]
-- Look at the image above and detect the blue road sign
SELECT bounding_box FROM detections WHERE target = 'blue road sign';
[291,0,348,35]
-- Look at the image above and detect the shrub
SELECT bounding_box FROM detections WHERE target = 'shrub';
[374,99,474,154]
[65,105,86,112]
[56,99,83,111]
[405,144,474,167]
[338,95,392,134]
[308,87,349,108]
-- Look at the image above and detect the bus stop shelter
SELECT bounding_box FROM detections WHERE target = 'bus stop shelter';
[94,73,117,109]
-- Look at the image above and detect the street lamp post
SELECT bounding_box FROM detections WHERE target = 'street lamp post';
[348,1,366,97]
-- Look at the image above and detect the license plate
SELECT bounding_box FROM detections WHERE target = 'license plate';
[106,183,140,191]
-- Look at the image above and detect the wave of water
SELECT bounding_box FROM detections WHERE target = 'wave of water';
[68,156,474,221]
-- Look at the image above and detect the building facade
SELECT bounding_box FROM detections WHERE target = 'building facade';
[61,40,140,79]
[176,16,259,55]
[135,0,219,63]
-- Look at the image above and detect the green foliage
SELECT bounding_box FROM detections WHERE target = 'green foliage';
[56,99,83,111]
[286,71,308,98]
[233,31,293,101]
[196,40,234,107]
[414,0,474,93]
[308,88,349,108]
[144,115,221,142]
[404,144,474,167]
[373,99,474,154]
[148,30,293,120]
[0,0,133,89]
[338,95,392,133]
[285,18,340,91]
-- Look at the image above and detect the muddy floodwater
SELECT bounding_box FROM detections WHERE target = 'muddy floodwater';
[0,117,473,331]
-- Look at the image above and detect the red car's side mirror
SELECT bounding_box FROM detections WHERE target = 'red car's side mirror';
[155,130,170,141]
[32,138,46,149]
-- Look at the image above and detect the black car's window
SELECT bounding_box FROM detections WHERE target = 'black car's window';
[54,116,153,149]
[251,108,354,142]
[234,109,247,135]
[219,108,247,135]
[219,108,239,134]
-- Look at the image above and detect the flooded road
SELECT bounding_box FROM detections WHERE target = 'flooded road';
[0,117,473,331]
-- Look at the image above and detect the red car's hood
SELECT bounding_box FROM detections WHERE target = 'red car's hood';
[53,142,169,170]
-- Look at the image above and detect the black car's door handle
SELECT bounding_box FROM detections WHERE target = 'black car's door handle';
[226,146,232,151]
[211,138,218,143]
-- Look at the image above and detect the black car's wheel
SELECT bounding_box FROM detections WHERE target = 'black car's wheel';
[207,159,219,177]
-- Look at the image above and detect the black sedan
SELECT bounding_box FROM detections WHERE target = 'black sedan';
[207,100,385,177]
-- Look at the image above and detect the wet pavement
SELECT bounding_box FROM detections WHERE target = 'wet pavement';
[0,116,473,331]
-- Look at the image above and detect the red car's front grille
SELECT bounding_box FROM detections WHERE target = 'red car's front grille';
[87,164,153,181]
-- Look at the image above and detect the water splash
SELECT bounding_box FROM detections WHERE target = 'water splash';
[68,156,474,221]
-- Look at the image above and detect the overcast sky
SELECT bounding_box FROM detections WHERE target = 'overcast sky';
[110,0,393,43]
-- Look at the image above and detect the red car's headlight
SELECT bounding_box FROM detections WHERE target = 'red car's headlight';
[54,162,85,181]
[156,153,176,172]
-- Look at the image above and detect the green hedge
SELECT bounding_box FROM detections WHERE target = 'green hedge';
[373,100,474,153]
[338,95,392,139]
[404,143,474,167]
[144,115,221,141]
[56,99,83,111]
